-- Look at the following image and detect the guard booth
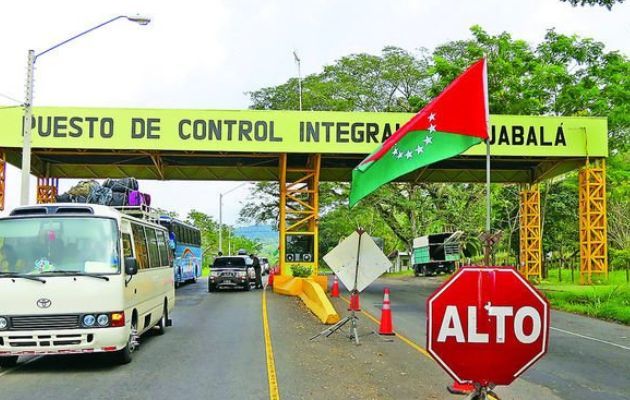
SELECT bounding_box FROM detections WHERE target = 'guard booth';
[0,107,609,284]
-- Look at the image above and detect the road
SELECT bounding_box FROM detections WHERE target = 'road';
[358,276,630,400]
[2,275,629,400]
[0,281,268,400]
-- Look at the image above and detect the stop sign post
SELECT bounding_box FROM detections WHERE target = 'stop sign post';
[427,266,549,387]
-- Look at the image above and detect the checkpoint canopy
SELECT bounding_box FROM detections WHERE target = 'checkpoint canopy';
[0,106,608,183]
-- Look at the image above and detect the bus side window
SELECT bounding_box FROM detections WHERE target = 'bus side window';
[122,233,133,258]
[145,228,160,269]
[156,230,170,267]
[131,223,149,270]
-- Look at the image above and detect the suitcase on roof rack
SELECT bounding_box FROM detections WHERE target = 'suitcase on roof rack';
[103,177,139,192]
[128,191,150,206]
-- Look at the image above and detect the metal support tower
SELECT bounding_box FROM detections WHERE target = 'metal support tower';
[579,159,608,284]
[36,177,59,204]
[278,153,321,276]
[0,151,5,211]
[519,184,542,280]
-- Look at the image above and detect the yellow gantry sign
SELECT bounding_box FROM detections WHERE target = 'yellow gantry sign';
[0,107,607,157]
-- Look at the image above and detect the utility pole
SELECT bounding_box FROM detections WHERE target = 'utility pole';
[293,50,302,111]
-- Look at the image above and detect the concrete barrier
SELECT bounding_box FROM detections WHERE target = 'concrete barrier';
[273,275,340,325]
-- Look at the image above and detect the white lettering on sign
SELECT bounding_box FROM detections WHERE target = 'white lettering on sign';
[487,305,513,343]
[514,306,542,344]
[436,304,542,344]
[437,305,465,342]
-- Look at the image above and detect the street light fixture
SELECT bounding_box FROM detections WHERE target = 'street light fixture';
[219,182,249,255]
[20,15,151,205]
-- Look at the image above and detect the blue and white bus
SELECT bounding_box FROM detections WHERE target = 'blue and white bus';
[158,217,202,287]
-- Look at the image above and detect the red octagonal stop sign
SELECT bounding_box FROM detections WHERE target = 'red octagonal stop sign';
[426,266,549,386]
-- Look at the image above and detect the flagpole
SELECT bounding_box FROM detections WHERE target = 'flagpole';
[485,139,492,266]
[486,139,491,234]
[483,58,491,266]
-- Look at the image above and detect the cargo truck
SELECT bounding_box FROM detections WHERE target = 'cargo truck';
[412,231,462,276]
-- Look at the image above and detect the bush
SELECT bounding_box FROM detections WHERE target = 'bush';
[291,265,312,277]
[610,248,630,271]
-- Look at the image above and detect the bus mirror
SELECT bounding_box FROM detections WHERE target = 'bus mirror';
[125,257,138,276]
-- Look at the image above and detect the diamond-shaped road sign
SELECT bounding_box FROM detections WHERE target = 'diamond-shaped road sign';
[323,230,391,293]
[426,266,550,386]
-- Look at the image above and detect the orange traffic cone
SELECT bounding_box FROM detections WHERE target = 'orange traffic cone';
[348,291,361,311]
[378,287,394,335]
[331,275,340,297]
[268,269,275,287]
[447,381,475,395]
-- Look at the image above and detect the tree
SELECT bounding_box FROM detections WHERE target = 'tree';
[243,26,630,265]
[560,0,625,9]
[186,209,260,267]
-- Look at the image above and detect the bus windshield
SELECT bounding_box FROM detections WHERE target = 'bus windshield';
[0,217,120,275]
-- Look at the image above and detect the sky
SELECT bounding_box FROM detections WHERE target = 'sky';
[1,0,629,225]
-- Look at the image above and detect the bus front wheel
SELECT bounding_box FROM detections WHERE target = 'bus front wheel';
[155,303,169,335]
[113,319,138,365]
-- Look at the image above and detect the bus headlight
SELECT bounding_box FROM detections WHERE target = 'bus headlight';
[83,314,96,327]
[97,314,110,327]
[0,316,8,330]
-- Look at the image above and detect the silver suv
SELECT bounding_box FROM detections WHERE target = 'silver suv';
[208,256,255,291]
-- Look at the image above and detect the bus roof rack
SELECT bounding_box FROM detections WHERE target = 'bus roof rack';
[113,204,160,223]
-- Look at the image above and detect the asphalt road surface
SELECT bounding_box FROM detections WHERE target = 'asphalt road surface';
[358,276,630,400]
[0,280,268,400]
[2,275,629,400]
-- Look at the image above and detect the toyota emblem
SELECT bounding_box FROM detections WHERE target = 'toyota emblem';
[36,298,52,309]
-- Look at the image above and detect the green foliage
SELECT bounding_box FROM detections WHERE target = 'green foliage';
[607,152,630,259]
[290,265,312,278]
[185,209,261,267]
[560,0,624,9]
[539,273,630,325]
[244,26,630,265]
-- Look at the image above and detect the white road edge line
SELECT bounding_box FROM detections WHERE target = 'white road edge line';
[0,356,43,378]
[551,327,630,351]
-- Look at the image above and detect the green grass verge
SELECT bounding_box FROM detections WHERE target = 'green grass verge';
[536,269,630,325]
[382,269,415,278]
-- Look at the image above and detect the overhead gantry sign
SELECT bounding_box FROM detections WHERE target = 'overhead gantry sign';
[0,107,608,281]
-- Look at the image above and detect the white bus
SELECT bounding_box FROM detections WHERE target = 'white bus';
[0,204,175,367]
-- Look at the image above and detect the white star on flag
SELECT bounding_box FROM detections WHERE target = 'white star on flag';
[405,150,412,159]
[428,124,436,133]
[392,147,399,156]
[424,136,433,145]
[428,113,436,122]
[416,145,424,154]
[396,152,403,159]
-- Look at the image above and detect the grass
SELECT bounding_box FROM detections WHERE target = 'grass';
[382,269,415,278]
[536,269,630,325]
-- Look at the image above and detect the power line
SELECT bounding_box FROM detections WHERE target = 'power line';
[0,92,23,105]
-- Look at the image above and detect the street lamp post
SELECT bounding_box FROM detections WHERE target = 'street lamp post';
[218,182,249,254]
[293,50,302,111]
[20,15,151,205]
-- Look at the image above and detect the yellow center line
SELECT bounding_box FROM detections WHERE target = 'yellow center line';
[262,287,280,400]
[339,295,432,359]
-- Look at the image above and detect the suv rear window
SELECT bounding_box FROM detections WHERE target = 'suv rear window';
[213,257,247,268]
